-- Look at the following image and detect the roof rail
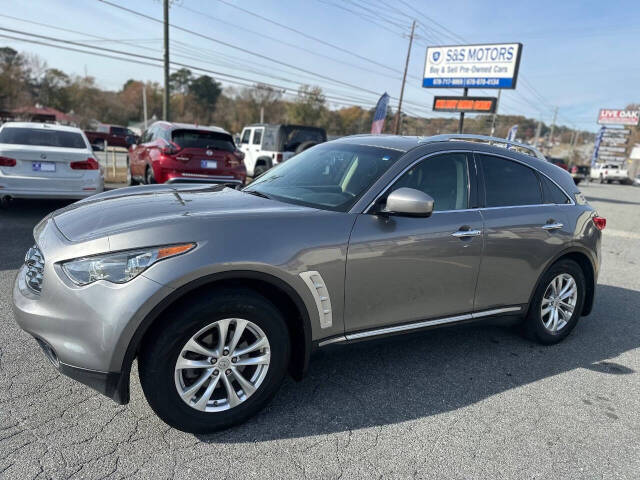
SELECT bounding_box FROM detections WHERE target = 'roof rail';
[424,134,547,161]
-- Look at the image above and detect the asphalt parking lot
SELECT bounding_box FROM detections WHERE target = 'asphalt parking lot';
[1,182,639,479]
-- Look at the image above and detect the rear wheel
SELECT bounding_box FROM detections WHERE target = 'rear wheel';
[139,290,290,433]
[523,259,585,345]
[145,165,156,184]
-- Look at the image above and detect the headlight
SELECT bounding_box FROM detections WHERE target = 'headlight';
[61,243,195,286]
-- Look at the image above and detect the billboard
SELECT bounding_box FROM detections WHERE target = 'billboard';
[597,109,640,126]
[423,43,522,89]
[432,96,497,113]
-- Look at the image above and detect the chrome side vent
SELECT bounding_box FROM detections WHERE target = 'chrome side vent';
[299,271,332,329]
[24,245,45,293]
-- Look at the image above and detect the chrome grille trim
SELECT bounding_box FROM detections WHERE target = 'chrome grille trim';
[24,245,45,293]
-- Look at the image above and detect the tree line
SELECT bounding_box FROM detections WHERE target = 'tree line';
[1,46,593,144]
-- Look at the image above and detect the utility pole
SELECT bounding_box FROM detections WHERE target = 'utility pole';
[394,20,416,135]
[142,84,148,130]
[490,89,502,136]
[533,116,542,147]
[260,106,264,123]
[162,0,170,121]
[548,106,558,151]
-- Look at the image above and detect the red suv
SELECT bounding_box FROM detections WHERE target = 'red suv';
[128,122,246,186]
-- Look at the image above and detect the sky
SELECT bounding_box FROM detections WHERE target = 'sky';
[0,0,638,132]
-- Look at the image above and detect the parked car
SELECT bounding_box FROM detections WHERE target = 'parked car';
[590,163,631,184]
[127,121,246,186]
[14,134,603,433]
[548,157,568,171]
[634,174,640,186]
[238,123,327,177]
[570,165,590,185]
[85,124,139,150]
[0,122,103,205]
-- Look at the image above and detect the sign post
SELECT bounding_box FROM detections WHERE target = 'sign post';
[423,43,522,134]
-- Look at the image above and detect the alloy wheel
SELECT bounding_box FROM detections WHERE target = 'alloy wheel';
[541,273,578,333]
[174,318,271,412]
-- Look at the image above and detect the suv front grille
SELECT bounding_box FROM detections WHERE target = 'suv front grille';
[24,245,45,293]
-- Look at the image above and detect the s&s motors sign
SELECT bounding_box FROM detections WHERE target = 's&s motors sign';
[597,109,640,126]
[423,43,522,89]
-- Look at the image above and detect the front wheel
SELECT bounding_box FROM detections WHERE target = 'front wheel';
[139,290,290,433]
[145,165,156,184]
[126,157,138,186]
[523,259,585,345]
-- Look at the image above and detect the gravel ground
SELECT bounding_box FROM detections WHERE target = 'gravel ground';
[0,182,638,479]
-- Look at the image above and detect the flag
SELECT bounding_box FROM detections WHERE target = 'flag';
[506,124,519,142]
[591,126,605,167]
[371,92,390,134]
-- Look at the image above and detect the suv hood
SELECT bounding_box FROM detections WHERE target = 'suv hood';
[51,184,312,242]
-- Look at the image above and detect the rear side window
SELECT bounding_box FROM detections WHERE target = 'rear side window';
[541,175,570,204]
[111,126,128,136]
[0,127,86,148]
[262,126,277,151]
[479,154,542,207]
[252,128,263,145]
[171,130,235,152]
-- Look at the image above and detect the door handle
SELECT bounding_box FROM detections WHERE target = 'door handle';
[451,229,482,238]
[542,222,564,231]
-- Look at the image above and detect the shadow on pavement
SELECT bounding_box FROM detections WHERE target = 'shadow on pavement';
[0,198,73,271]
[198,283,638,443]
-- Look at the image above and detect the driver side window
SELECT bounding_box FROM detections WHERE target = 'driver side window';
[391,153,469,211]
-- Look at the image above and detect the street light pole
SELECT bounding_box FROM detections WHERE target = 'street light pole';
[394,20,416,135]
[162,0,170,121]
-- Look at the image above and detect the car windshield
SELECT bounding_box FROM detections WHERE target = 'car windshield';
[245,142,403,212]
[172,129,235,151]
[0,127,86,148]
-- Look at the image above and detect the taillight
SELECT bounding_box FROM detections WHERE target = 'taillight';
[161,141,181,155]
[593,216,606,230]
[227,150,244,167]
[276,153,283,162]
[70,157,99,170]
[0,156,16,167]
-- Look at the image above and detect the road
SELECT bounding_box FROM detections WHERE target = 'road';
[1,183,639,479]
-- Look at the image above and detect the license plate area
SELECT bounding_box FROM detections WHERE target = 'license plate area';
[32,161,56,172]
[200,160,218,169]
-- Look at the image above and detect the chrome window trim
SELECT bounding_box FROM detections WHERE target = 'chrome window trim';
[364,150,473,214]
[318,306,522,346]
[475,151,575,207]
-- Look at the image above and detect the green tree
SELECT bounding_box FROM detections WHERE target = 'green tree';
[169,68,192,95]
[287,85,326,126]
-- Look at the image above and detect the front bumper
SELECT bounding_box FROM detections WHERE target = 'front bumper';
[12,220,173,401]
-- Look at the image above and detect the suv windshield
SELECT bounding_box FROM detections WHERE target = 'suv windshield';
[246,143,402,212]
[172,129,235,151]
[0,127,86,148]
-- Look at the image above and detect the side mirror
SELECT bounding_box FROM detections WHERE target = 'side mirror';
[383,187,434,217]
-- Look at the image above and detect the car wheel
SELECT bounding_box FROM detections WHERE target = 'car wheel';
[145,165,156,184]
[523,259,585,345]
[573,178,581,185]
[253,164,268,178]
[126,157,138,186]
[139,290,290,433]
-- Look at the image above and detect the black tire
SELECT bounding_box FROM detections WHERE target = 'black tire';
[139,290,290,433]
[253,164,268,178]
[573,178,581,185]
[145,165,156,184]
[126,157,138,186]
[523,259,586,345]
[295,141,318,154]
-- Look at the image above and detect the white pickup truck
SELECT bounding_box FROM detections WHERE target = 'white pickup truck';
[590,163,631,184]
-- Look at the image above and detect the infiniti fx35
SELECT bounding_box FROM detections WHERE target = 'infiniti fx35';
[13,135,604,433]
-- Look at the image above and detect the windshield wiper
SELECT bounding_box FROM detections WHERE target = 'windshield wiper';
[244,189,271,200]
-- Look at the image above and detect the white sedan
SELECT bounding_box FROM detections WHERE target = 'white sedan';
[0,122,103,202]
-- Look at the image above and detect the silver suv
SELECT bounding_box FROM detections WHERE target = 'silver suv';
[13,134,604,433]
